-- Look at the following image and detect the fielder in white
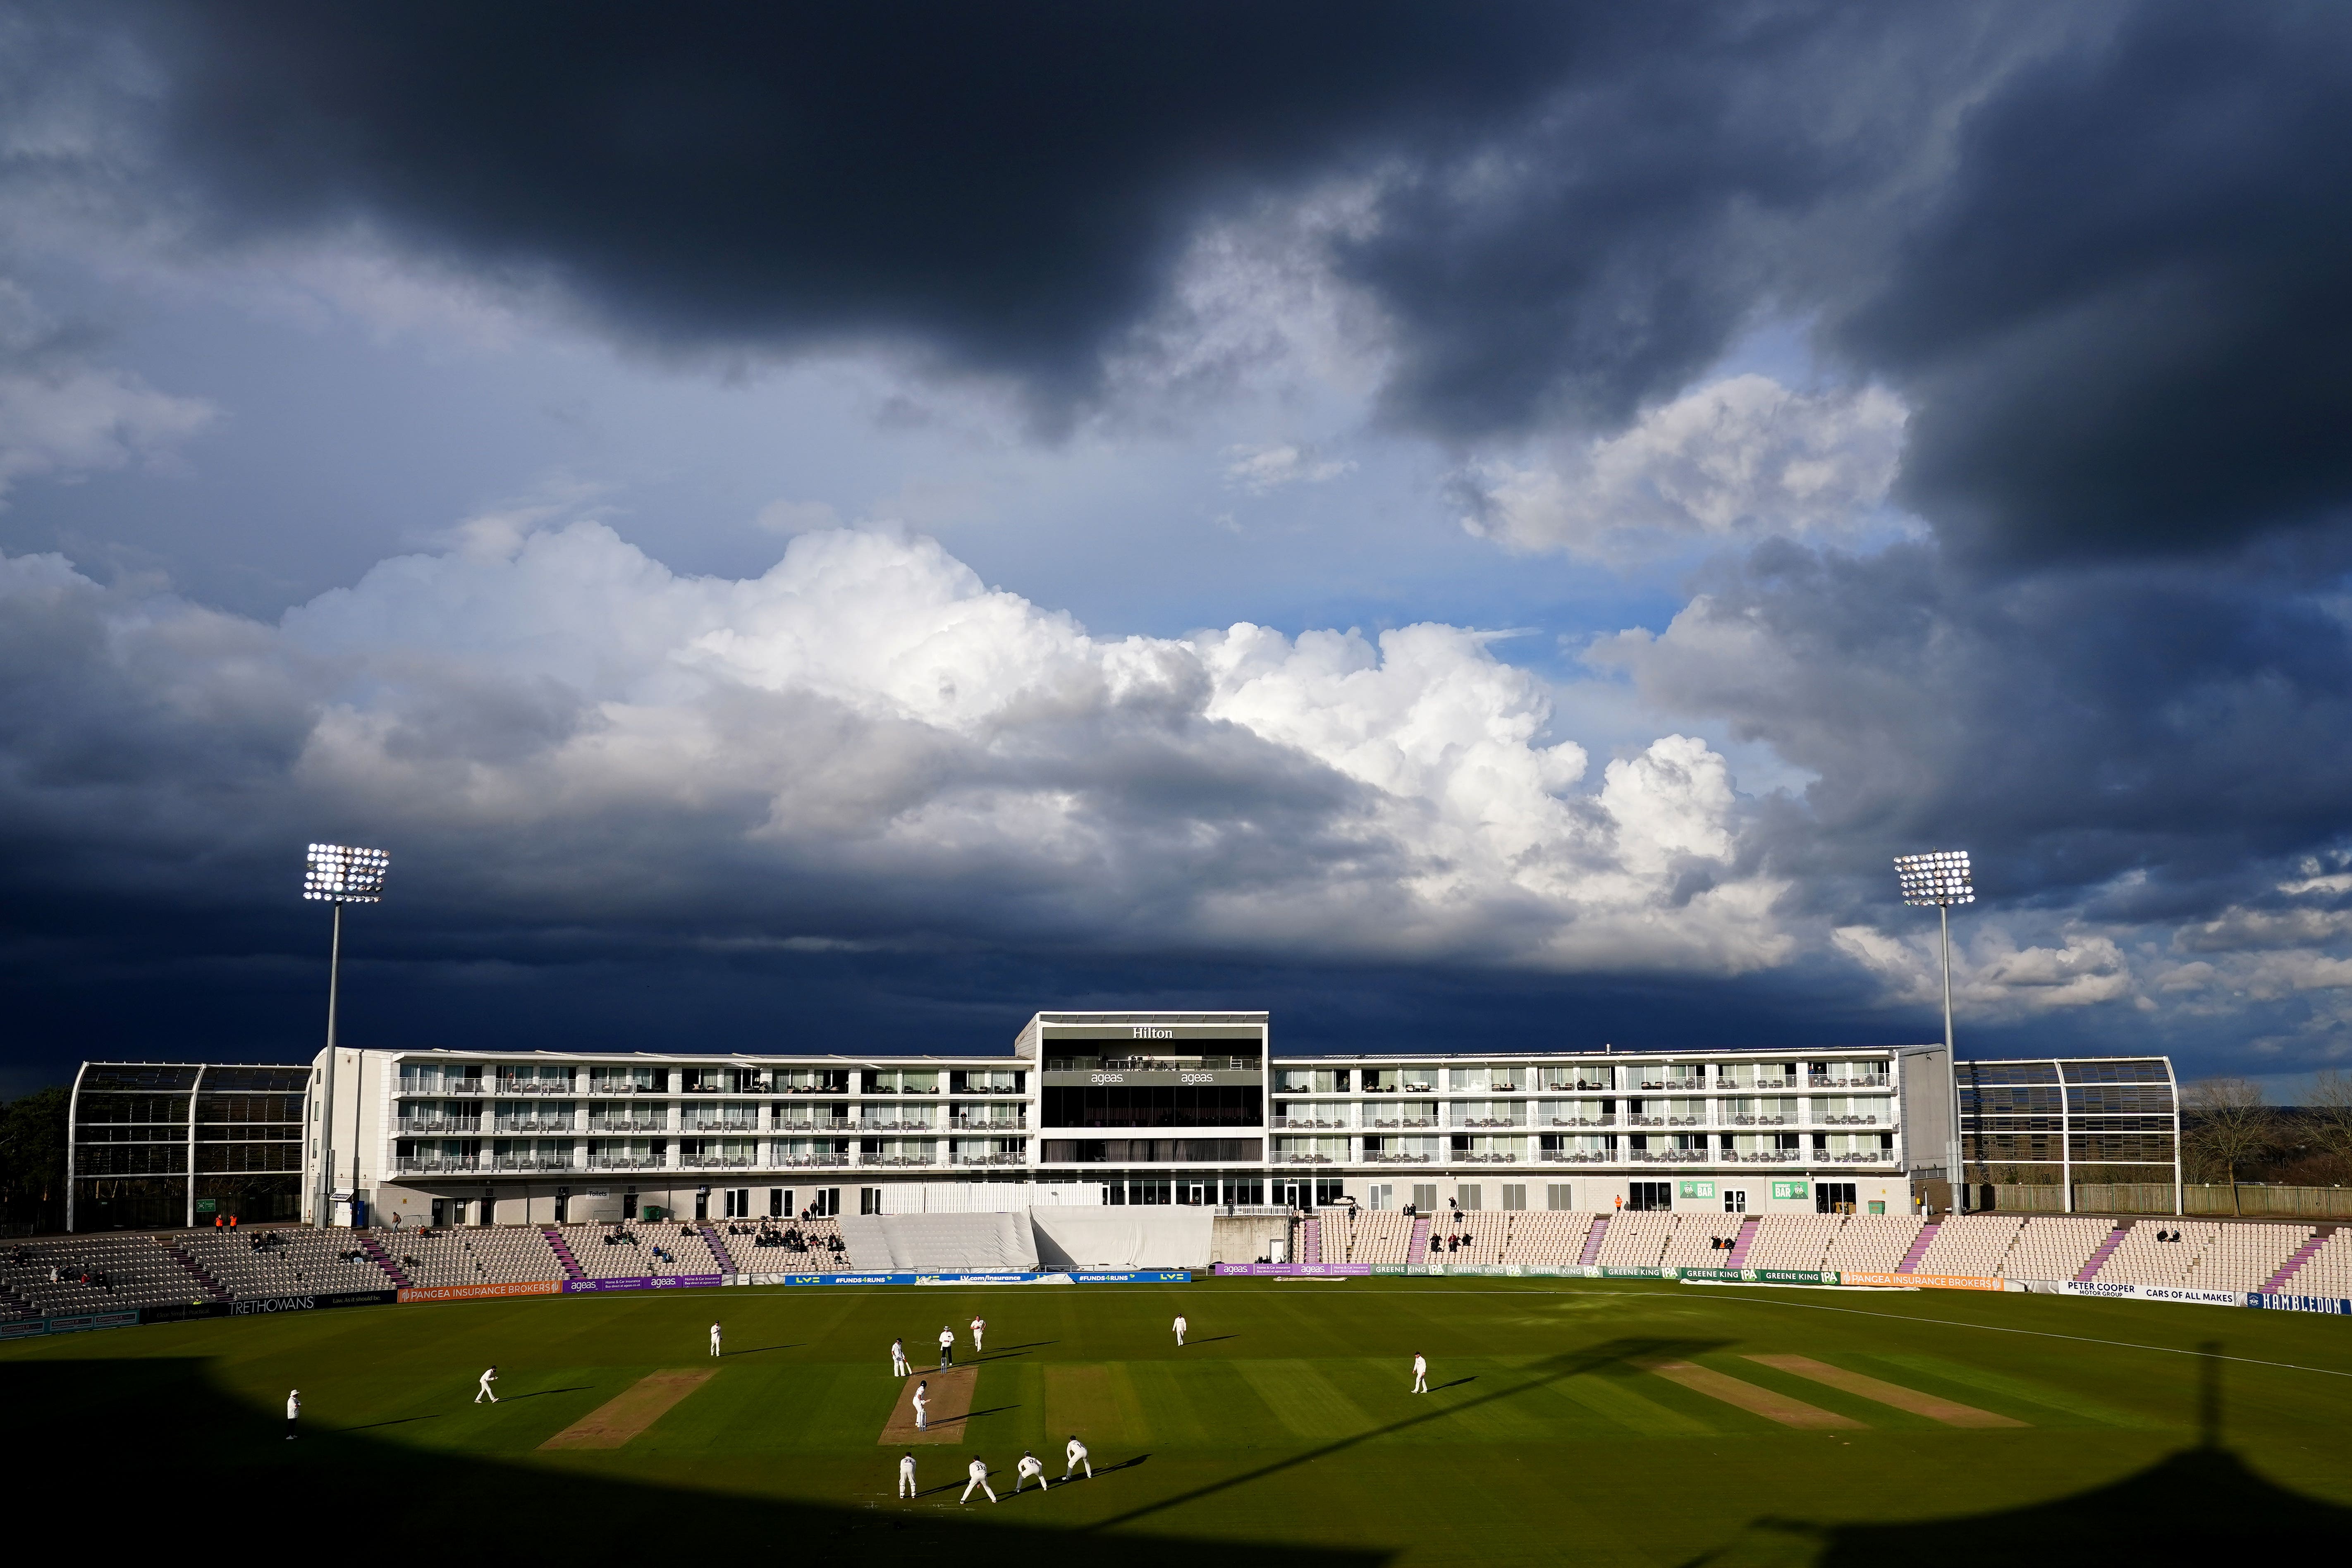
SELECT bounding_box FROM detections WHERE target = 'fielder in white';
[961,1456,997,1504]
[913,1379,930,1432]
[476,1365,500,1403]
[1173,1314,1187,1346]
[891,1336,911,1376]
[969,1315,986,1353]
[898,1452,918,1499]
[286,1389,300,1439]
[1411,1353,1428,1393]
[709,1322,723,1357]
[1015,1451,1049,1494]
[1063,1435,1091,1480]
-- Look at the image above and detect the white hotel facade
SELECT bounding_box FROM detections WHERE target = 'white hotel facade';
[277,1012,1945,1229]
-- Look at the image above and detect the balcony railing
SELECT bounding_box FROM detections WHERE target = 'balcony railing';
[1546,1115,1614,1128]
[1451,1117,1525,1129]
[397,1119,480,1134]
[949,1153,1028,1166]
[588,1119,667,1133]
[1638,1079,1706,1091]
[773,1119,853,1133]
[1826,1151,1895,1163]
[1724,1115,1790,1126]
[858,1154,942,1168]
[856,1119,939,1132]
[948,1117,1027,1131]
[494,1119,576,1133]
[1538,1080,1614,1092]
[1624,1115,1666,1127]
[767,1154,851,1168]
[1277,1118,1351,1129]
[488,1156,576,1172]
[395,1157,480,1173]
[586,1082,659,1095]
[494,1081,574,1095]
[586,1156,666,1170]
[1720,1078,1795,1090]
[691,1119,762,1132]
[1363,1153,1433,1164]
[1627,1150,1709,1163]
[679,1155,756,1169]
[1367,1117,1440,1129]
[1810,1076,1890,1089]
[1820,1115,1881,1126]
[1723,1151,1802,1164]
[1458,1152,1520,1164]
[1271,1153,1335,1164]
[442,1083,485,1095]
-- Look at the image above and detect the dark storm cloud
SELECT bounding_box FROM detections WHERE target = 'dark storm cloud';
[126,0,1601,398]
[1597,536,2352,920]
[108,0,2352,562]
[1831,0,2352,562]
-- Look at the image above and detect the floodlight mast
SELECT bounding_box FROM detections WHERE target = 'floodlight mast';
[1894,851,1974,1216]
[304,844,389,1228]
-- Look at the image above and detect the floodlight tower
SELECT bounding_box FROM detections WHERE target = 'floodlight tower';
[304,844,390,1227]
[1895,850,1973,1215]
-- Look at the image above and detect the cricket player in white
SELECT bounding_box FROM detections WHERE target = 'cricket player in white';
[1173,1314,1187,1346]
[938,1324,955,1368]
[476,1365,500,1403]
[286,1389,300,1439]
[1063,1435,1091,1480]
[710,1322,723,1357]
[961,1456,997,1504]
[1411,1354,1428,1393]
[898,1452,918,1499]
[969,1315,986,1352]
[891,1336,910,1376]
[1015,1451,1048,1494]
[913,1380,930,1432]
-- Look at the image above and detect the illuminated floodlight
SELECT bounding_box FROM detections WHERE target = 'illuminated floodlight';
[303,841,389,1229]
[304,842,390,904]
[1894,849,1973,907]
[1895,848,1973,1215]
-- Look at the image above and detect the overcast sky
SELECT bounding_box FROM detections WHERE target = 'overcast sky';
[4,1,2351,1093]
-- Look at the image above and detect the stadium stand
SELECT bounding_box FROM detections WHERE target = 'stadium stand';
[1334,1208,1413,1264]
[721,1216,853,1269]
[1660,1212,1746,1269]
[1,1233,213,1318]
[2278,1226,2351,1296]
[1741,1213,1842,1272]
[1592,1211,1677,1268]
[553,1221,725,1279]
[1820,1214,1928,1275]
[1428,1209,1508,1265]
[179,1228,396,1296]
[838,1212,1037,1272]
[2182,1222,2313,1294]
[1909,1213,2024,1276]
[382,1226,566,1288]
[1497,1209,1595,1268]
[2002,1216,2115,1282]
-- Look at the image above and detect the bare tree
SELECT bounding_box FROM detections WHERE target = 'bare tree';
[2306,1069,2352,1178]
[2184,1077,2274,1216]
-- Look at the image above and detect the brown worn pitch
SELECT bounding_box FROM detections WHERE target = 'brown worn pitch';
[880,1366,978,1444]
[539,1369,715,1450]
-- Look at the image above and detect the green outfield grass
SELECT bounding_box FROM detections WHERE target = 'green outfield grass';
[6,1277,2350,1564]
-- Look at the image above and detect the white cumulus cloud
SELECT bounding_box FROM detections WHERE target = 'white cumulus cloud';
[1460,374,1910,561]
[0,521,1790,973]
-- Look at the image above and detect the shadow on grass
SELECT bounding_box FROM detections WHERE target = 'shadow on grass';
[503,1386,594,1401]
[723,1344,799,1357]
[1186,1335,1240,1345]
[7,1357,1383,1568]
[1087,1336,1728,1531]
[1426,1377,1475,1393]
[932,1404,1021,1429]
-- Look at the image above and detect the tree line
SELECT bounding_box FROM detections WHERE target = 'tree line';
[2184,1071,2352,1209]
